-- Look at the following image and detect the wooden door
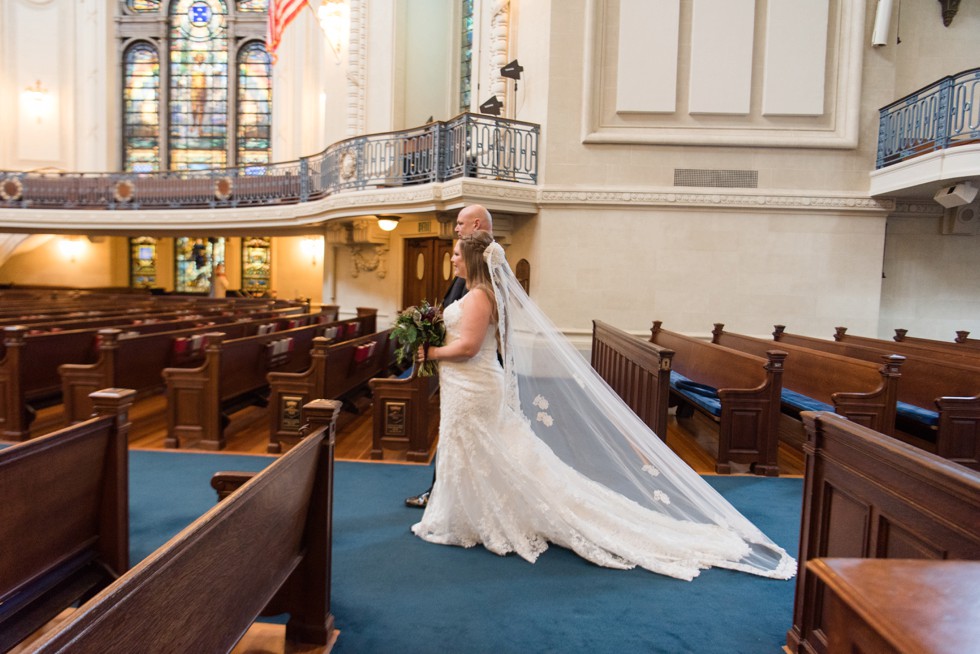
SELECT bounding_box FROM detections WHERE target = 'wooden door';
[402,238,454,309]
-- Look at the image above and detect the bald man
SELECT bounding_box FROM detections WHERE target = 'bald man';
[405,204,494,508]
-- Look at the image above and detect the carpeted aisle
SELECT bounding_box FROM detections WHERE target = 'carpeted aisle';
[129,451,802,654]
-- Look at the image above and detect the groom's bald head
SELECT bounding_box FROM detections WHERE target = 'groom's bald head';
[455,205,493,237]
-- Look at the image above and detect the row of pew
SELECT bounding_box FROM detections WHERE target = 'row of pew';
[590,319,980,653]
[0,389,340,652]
[0,292,402,452]
[592,320,980,474]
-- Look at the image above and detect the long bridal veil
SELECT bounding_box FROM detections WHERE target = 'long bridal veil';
[483,243,796,580]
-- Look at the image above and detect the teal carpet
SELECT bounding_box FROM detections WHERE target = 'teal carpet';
[130,451,802,654]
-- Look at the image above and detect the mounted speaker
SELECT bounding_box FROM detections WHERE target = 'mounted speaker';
[934,181,978,208]
[943,202,980,235]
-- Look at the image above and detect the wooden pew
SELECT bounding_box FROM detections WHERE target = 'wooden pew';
[59,308,339,424]
[0,389,134,652]
[591,319,673,437]
[786,411,980,654]
[835,326,980,366]
[163,309,376,449]
[649,321,785,476]
[773,325,980,469]
[712,324,904,436]
[894,327,980,353]
[369,364,439,461]
[24,399,340,653]
[268,326,396,453]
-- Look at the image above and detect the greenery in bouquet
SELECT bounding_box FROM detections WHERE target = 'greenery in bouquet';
[392,300,446,376]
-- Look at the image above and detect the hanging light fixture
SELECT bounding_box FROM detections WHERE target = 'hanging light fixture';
[314,0,350,62]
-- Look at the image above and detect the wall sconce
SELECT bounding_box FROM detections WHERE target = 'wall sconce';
[301,235,324,265]
[23,79,48,124]
[315,0,349,63]
[376,215,400,232]
[58,236,84,263]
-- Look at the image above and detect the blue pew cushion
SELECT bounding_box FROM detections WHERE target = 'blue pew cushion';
[780,388,833,413]
[669,371,722,417]
[896,401,939,427]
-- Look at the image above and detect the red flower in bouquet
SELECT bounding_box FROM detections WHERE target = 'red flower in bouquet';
[392,300,446,376]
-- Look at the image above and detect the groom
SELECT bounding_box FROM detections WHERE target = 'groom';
[405,204,495,508]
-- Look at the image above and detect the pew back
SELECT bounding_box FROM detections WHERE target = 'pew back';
[25,400,340,654]
[787,411,980,654]
[0,389,134,652]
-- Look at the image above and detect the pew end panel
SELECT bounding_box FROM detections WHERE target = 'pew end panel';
[591,320,673,439]
[787,411,980,654]
[0,325,31,440]
[26,399,341,653]
[162,333,225,450]
[369,364,439,461]
[0,388,135,652]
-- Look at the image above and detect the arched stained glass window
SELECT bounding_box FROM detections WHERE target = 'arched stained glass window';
[236,0,268,11]
[237,42,272,167]
[120,1,271,171]
[123,42,161,172]
[169,0,229,170]
[459,0,474,113]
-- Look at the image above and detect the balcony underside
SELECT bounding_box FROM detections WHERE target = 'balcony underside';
[870,143,980,200]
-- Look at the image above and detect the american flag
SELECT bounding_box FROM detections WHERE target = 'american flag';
[267,0,308,63]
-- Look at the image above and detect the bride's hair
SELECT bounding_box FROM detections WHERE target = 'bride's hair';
[459,230,497,323]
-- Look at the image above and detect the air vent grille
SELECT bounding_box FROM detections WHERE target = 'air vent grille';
[674,169,759,188]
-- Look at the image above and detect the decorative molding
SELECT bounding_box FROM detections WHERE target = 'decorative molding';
[346,0,367,137]
[348,244,389,278]
[489,0,510,115]
[538,188,895,213]
[581,0,866,148]
[890,200,945,216]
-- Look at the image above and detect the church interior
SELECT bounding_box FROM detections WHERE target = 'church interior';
[1,0,978,652]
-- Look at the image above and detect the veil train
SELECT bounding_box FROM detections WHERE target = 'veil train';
[483,242,796,580]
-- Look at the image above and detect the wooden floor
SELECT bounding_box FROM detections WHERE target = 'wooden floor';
[26,392,805,476]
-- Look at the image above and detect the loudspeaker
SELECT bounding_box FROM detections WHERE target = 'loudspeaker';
[934,181,978,208]
[943,202,980,235]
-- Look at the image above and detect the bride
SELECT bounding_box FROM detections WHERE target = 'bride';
[411,231,796,581]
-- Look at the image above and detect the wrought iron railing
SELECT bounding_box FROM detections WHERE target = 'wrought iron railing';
[876,68,980,169]
[0,113,539,210]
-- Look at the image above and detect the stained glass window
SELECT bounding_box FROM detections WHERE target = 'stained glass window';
[123,43,161,172]
[242,237,272,294]
[236,0,268,11]
[459,0,474,113]
[175,237,226,293]
[169,0,229,171]
[237,42,273,167]
[127,0,161,11]
[129,236,158,288]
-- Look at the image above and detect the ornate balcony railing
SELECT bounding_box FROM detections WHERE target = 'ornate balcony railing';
[0,113,539,210]
[876,68,980,169]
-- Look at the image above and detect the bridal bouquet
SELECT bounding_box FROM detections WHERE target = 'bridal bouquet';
[392,300,446,376]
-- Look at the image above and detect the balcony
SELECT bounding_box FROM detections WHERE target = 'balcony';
[0,113,539,216]
[871,68,980,198]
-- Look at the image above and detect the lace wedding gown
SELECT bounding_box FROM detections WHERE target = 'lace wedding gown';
[411,288,795,581]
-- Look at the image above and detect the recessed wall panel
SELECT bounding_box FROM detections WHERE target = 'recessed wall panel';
[762,0,829,116]
[688,0,754,115]
[615,0,680,113]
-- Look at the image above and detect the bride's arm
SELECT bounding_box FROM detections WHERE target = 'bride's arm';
[426,289,492,362]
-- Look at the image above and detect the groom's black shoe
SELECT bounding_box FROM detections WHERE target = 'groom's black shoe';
[405,491,430,508]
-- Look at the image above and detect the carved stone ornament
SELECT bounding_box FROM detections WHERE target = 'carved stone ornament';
[0,177,23,201]
[214,177,233,201]
[349,244,389,279]
[113,179,135,203]
[339,150,357,181]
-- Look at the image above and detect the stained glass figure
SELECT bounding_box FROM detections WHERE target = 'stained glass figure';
[175,236,226,293]
[124,43,162,172]
[242,237,272,294]
[129,236,158,288]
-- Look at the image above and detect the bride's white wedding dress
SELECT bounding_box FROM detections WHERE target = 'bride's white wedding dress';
[412,244,796,581]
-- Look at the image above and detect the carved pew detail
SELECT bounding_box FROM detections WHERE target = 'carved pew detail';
[591,319,674,438]
[369,364,439,461]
